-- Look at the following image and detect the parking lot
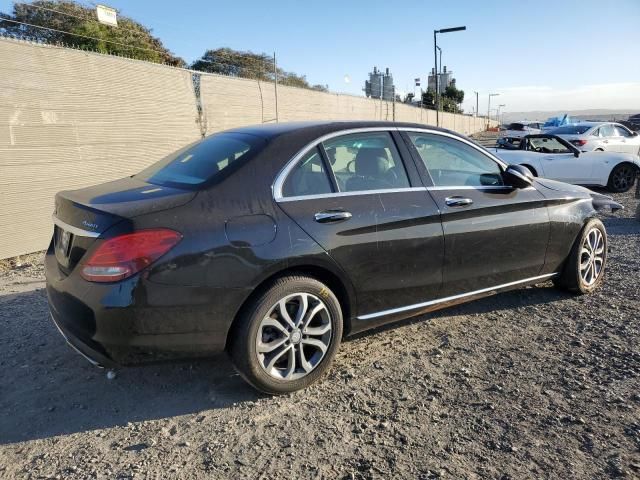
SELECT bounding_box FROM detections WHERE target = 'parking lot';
[0,190,638,479]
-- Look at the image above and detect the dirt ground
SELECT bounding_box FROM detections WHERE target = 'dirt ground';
[0,190,638,480]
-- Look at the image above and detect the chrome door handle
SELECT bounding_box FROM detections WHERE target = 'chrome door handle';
[314,210,352,223]
[445,196,473,207]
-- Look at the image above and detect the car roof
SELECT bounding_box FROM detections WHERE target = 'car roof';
[221,120,461,140]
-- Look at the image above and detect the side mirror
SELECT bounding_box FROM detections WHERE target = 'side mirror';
[574,150,580,158]
[504,164,534,188]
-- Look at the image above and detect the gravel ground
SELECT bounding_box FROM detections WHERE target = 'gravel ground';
[0,190,638,480]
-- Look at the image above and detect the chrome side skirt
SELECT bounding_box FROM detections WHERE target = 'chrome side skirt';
[358,273,557,321]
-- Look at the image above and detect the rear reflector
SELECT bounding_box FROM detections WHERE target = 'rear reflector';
[571,139,588,146]
[80,229,182,282]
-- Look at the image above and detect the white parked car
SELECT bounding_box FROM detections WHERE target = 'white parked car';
[501,121,543,138]
[550,122,640,155]
[493,134,640,192]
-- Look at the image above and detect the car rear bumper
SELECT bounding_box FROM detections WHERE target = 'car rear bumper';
[44,245,250,366]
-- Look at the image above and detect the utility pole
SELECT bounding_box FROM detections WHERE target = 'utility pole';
[273,52,279,123]
[433,30,438,127]
[474,91,479,117]
[487,93,499,129]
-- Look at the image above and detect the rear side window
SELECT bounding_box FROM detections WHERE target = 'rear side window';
[552,125,592,134]
[600,124,616,137]
[137,132,263,188]
[282,147,333,197]
[322,132,410,192]
[408,133,503,187]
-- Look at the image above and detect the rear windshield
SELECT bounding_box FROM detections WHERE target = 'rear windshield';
[507,123,525,131]
[551,125,592,134]
[136,132,265,189]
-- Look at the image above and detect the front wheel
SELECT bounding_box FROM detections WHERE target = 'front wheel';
[229,275,343,394]
[607,163,636,192]
[553,218,607,294]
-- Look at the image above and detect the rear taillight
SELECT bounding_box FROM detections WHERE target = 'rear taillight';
[571,139,588,147]
[80,229,182,282]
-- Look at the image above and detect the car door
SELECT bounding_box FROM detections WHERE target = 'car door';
[274,129,444,320]
[599,124,621,152]
[401,130,550,296]
[527,136,593,183]
[614,125,640,155]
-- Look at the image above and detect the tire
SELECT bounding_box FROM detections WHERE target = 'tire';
[229,275,343,394]
[607,163,637,193]
[553,218,607,294]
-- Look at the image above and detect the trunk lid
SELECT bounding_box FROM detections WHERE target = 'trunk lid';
[53,176,196,273]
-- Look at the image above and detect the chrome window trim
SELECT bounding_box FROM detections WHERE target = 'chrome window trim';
[358,273,558,320]
[399,127,509,169]
[425,185,536,191]
[52,215,101,238]
[272,126,512,203]
[272,127,396,202]
[277,187,428,203]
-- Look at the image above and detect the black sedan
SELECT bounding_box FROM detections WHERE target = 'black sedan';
[46,121,620,393]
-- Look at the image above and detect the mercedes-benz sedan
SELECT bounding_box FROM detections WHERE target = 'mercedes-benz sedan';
[46,121,619,394]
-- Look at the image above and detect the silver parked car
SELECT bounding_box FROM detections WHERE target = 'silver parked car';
[551,122,640,155]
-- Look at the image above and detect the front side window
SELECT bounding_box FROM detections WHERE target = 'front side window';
[526,137,570,154]
[407,133,503,187]
[282,147,332,197]
[321,132,410,192]
[614,125,632,137]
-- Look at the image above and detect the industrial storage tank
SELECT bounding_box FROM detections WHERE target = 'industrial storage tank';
[369,66,382,99]
[382,68,394,101]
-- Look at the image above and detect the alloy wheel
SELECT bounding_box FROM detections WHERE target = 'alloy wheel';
[579,228,605,286]
[256,293,332,380]
[612,166,634,191]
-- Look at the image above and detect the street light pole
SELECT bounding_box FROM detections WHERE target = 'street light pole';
[487,93,499,129]
[497,104,505,125]
[474,91,479,118]
[434,25,465,127]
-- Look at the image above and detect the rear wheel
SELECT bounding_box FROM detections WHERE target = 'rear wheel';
[607,163,636,192]
[553,218,607,294]
[229,275,343,394]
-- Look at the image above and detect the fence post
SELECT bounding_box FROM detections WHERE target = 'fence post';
[273,52,279,123]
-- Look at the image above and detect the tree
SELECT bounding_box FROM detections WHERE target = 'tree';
[191,48,328,92]
[0,1,185,66]
[444,83,464,105]
[421,88,436,109]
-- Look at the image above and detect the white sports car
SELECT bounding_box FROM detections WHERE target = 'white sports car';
[492,134,640,192]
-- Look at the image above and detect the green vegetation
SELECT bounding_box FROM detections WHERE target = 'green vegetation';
[0,1,185,66]
[421,80,465,113]
[191,48,328,91]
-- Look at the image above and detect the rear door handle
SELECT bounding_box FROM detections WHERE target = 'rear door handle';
[314,210,352,223]
[445,196,473,207]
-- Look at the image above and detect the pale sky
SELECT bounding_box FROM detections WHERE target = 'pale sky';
[2,0,639,113]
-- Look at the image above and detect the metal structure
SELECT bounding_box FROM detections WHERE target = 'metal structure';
[364,66,394,101]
